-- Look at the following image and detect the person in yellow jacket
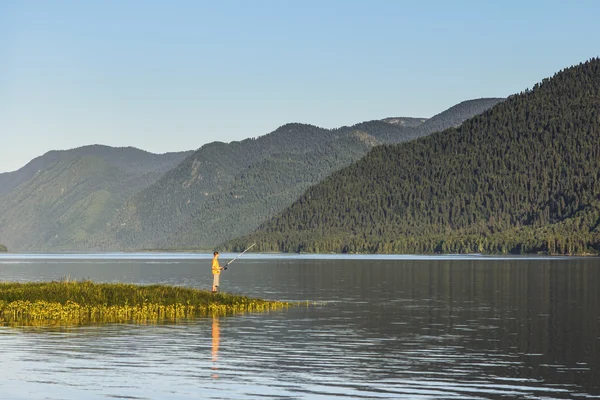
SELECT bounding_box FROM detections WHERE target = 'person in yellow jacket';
[212,251,225,292]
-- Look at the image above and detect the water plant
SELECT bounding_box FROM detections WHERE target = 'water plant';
[0,280,290,326]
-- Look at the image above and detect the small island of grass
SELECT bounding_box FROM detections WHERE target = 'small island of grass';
[0,244,7,252]
[0,280,289,326]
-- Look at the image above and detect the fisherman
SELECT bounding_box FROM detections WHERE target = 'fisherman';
[212,251,225,293]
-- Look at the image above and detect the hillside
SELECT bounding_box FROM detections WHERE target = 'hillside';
[89,98,502,251]
[226,58,600,255]
[0,147,191,251]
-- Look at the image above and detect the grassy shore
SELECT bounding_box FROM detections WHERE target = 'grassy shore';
[0,280,289,326]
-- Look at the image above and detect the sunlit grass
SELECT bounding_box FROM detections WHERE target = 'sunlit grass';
[0,280,290,326]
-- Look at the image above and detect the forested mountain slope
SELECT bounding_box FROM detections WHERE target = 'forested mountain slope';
[227,58,600,255]
[90,98,502,251]
[0,147,192,251]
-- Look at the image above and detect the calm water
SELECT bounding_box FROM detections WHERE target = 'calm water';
[0,254,599,399]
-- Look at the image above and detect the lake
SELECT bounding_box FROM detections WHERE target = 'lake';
[0,254,599,399]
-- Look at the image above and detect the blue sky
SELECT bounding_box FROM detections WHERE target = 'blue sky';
[1,0,598,173]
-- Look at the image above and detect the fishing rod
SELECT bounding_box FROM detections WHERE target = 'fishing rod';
[223,243,256,270]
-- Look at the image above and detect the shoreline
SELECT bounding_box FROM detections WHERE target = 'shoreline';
[0,252,598,260]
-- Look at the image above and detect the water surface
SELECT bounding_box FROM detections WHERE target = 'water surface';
[0,254,599,399]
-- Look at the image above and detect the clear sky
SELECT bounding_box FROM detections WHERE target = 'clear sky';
[1,0,598,173]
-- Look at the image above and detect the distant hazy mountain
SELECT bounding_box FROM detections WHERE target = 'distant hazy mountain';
[0,146,192,250]
[87,98,503,251]
[226,59,600,255]
[0,145,191,197]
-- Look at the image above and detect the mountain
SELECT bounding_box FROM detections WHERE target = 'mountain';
[0,146,192,250]
[226,58,600,255]
[89,98,503,251]
[0,145,191,198]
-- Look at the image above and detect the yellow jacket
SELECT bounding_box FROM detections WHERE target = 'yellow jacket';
[212,257,221,275]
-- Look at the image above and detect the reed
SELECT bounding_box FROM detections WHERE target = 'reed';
[0,280,290,326]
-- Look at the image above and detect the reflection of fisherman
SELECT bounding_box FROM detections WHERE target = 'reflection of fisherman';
[212,316,220,362]
[211,316,220,378]
[212,251,225,293]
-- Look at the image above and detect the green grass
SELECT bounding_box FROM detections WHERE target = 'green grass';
[0,280,290,326]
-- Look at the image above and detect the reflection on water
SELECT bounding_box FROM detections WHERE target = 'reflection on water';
[212,316,220,379]
[0,256,599,399]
